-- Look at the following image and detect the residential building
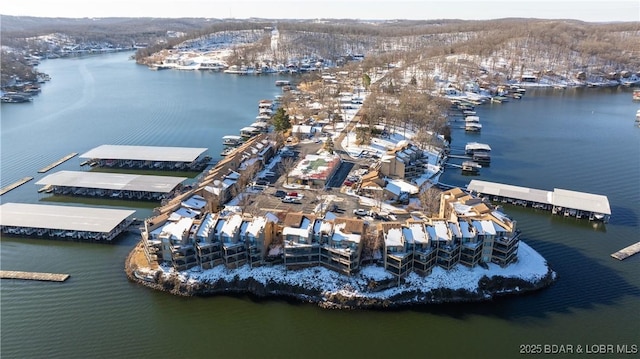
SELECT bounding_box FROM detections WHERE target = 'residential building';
[321,217,364,275]
[381,222,413,279]
[286,153,342,188]
[282,213,320,267]
[379,140,424,180]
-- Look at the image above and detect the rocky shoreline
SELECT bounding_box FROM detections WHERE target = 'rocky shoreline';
[125,241,556,309]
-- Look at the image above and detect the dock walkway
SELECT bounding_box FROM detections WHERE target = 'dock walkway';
[38,152,78,173]
[0,177,33,196]
[611,242,640,261]
[0,270,70,282]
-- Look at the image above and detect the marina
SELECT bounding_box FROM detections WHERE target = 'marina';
[610,242,640,261]
[466,179,611,222]
[0,176,34,196]
[0,270,70,282]
[35,170,187,201]
[0,202,135,241]
[1,51,638,359]
[79,145,210,171]
[38,152,78,173]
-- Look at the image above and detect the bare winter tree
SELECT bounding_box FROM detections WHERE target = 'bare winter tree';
[361,225,382,264]
[279,157,297,184]
[419,186,442,217]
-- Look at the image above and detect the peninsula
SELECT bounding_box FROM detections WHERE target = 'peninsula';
[124,66,558,307]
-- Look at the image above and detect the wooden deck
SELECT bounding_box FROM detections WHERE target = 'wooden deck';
[610,242,640,261]
[0,177,34,196]
[0,270,70,282]
[38,152,78,173]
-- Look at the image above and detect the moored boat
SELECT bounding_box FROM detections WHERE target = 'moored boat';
[633,89,640,101]
[222,135,243,146]
[240,126,260,138]
[461,161,481,174]
[465,122,482,132]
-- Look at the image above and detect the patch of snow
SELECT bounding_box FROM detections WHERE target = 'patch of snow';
[160,241,549,302]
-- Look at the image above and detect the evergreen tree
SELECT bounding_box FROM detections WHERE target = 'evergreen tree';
[272,107,292,132]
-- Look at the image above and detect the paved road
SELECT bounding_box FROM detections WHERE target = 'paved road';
[326,161,354,188]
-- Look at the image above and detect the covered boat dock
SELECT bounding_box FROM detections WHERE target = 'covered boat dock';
[466,180,610,222]
[36,170,187,201]
[0,203,135,241]
[79,145,210,170]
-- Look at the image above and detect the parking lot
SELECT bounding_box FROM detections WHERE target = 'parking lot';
[243,139,367,217]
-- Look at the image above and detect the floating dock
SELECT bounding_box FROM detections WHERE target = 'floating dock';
[38,152,78,173]
[0,270,70,282]
[0,177,34,196]
[611,242,640,261]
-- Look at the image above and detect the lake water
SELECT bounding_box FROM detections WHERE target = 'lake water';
[1,52,639,358]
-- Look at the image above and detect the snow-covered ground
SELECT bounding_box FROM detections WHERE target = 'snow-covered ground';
[151,240,550,302]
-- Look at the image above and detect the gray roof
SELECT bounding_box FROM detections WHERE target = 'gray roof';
[552,188,611,215]
[0,203,135,233]
[467,180,552,204]
[36,171,186,193]
[79,145,207,162]
[467,180,611,214]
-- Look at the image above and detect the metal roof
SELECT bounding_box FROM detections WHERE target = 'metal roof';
[465,142,492,152]
[467,180,611,214]
[36,171,186,193]
[552,188,611,215]
[467,180,552,204]
[79,145,207,162]
[0,203,135,233]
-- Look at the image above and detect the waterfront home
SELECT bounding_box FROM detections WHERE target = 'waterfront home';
[381,222,413,279]
[377,187,522,278]
[194,213,224,269]
[215,214,247,268]
[405,220,436,275]
[150,215,198,272]
[427,220,460,270]
[456,220,482,267]
[282,213,320,268]
[241,215,277,267]
[321,218,364,275]
[440,188,520,266]
[380,220,438,280]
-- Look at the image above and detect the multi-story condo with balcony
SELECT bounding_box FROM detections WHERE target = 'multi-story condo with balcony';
[320,217,364,275]
[379,188,520,279]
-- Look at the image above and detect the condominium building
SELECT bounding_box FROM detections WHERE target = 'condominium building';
[379,188,520,280]
[281,213,364,275]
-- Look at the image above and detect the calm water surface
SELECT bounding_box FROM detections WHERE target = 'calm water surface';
[1,52,639,358]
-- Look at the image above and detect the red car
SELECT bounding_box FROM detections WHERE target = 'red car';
[343,180,353,186]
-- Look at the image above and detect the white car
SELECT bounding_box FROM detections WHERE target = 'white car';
[353,208,369,216]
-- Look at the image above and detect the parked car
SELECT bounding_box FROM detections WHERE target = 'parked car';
[254,179,269,186]
[273,190,286,198]
[343,180,353,186]
[282,196,301,204]
[353,208,369,216]
[287,192,304,199]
